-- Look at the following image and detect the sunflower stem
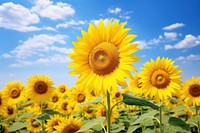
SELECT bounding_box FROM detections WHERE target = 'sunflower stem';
[106,90,111,133]
[196,105,200,133]
[159,105,163,133]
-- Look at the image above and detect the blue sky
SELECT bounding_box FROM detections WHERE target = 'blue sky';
[0,0,200,89]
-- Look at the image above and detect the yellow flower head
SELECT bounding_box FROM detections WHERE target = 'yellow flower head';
[26,116,42,133]
[45,114,65,133]
[57,84,68,94]
[55,116,90,133]
[182,77,200,106]
[26,74,54,103]
[129,73,143,97]
[140,57,182,102]
[68,19,140,94]
[2,81,25,105]
[0,91,6,115]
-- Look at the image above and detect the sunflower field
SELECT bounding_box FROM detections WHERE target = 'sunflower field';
[0,19,200,133]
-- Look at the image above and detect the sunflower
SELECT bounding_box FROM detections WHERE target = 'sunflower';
[96,103,119,124]
[26,116,42,133]
[26,74,54,103]
[57,99,70,115]
[48,90,62,109]
[69,86,87,104]
[83,104,96,119]
[3,104,17,117]
[129,73,143,97]
[57,84,68,96]
[182,77,200,106]
[140,57,182,102]
[68,19,140,94]
[2,81,25,105]
[45,114,65,133]
[55,116,90,133]
[111,89,123,102]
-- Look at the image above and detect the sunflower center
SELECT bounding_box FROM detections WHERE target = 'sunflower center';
[10,87,21,99]
[60,88,66,93]
[189,84,200,97]
[7,107,14,115]
[52,120,59,131]
[34,81,48,94]
[62,102,68,110]
[89,42,119,75]
[0,97,2,105]
[115,92,121,98]
[101,108,106,117]
[151,69,170,89]
[62,124,80,133]
[31,119,40,128]
[77,93,85,103]
[52,95,59,103]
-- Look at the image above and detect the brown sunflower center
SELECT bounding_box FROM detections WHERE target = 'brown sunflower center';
[10,87,21,99]
[89,42,119,75]
[77,93,85,103]
[115,92,121,98]
[189,84,200,97]
[34,81,48,94]
[31,119,40,128]
[52,95,59,103]
[62,124,80,133]
[52,120,59,131]
[101,108,106,117]
[151,69,170,89]
[60,88,66,93]
[7,107,14,115]
[62,102,68,110]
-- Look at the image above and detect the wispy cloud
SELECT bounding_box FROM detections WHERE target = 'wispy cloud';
[165,34,200,50]
[163,23,185,30]
[56,19,86,29]
[175,54,200,64]
[0,2,40,32]
[108,7,121,14]
[2,34,72,67]
[32,0,75,20]
[164,32,177,40]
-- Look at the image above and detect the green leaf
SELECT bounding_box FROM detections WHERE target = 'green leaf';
[8,122,30,132]
[122,94,159,109]
[36,113,50,121]
[111,126,125,132]
[168,117,190,131]
[170,105,185,112]
[42,109,59,115]
[77,117,106,132]
[127,125,141,133]
[79,96,103,106]
[18,112,34,121]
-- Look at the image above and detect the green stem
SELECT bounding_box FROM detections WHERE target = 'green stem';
[106,90,111,133]
[196,105,200,133]
[159,105,163,133]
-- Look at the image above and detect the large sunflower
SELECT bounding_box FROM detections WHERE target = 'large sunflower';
[26,74,54,103]
[182,77,200,106]
[0,91,6,115]
[140,57,182,102]
[68,19,140,94]
[2,81,25,105]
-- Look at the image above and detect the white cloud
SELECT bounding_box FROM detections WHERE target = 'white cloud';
[9,54,71,67]
[1,53,12,58]
[164,45,173,50]
[56,19,86,29]
[91,18,118,26]
[163,23,185,30]
[164,34,200,50]
[108,7,121,14]
[8,34,69,59]
[164,32,177,40]
[174,34,200,49]
[0,2,40,32]
[32,0,75,20]
[136,35,163,49]
[175,54,200,62]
